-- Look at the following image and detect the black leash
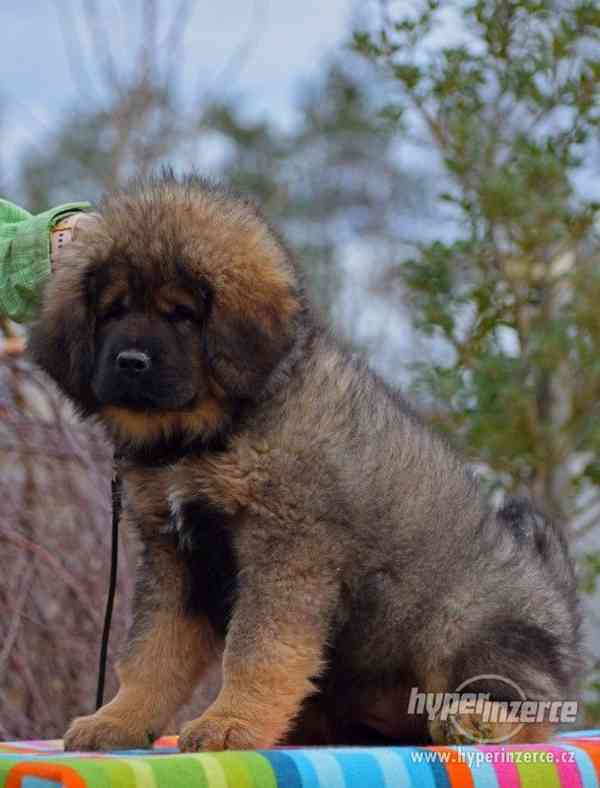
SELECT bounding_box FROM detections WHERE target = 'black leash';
[95,462,122,710]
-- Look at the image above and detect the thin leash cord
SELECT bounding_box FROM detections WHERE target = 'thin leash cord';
[96,462,122,711]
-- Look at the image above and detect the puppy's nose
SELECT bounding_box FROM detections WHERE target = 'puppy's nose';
[116,350,152,374]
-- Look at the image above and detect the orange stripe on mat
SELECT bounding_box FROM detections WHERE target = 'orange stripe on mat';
[6,762,88,788]
[428,746,476,788]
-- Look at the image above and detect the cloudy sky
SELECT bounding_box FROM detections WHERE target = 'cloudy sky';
[0,0,351,188]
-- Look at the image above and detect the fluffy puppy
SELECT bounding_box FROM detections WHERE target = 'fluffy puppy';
[29,173,580,751]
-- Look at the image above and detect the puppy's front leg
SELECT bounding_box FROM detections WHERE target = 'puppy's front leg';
[179,539,339,751]
[65,532,217,751]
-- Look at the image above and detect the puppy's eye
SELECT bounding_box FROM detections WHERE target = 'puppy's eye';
[169,304,197,323]
[103,300,127,321]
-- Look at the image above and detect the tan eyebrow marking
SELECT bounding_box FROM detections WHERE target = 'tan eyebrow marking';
[155,286,198,314]
[98,279,129,314]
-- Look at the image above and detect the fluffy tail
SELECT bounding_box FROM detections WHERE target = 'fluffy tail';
[498,496,579,628]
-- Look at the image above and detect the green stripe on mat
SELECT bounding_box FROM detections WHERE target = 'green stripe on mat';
[516,759,562,788]
[0,758,19,788]
[121,757,159,788]
[214,752,277,788]
[89,758,142,788]
[140,755,208,788]
[44,757,127,788]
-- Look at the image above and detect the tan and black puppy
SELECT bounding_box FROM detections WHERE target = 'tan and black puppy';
[29,174,580,752]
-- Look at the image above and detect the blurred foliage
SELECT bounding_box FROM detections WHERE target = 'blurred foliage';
[354,0,600,529]
[20,51,427,322]
[356,0,600,719]
[207,64,432,319]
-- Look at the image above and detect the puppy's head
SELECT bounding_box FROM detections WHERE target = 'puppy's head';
[29,175,302,447]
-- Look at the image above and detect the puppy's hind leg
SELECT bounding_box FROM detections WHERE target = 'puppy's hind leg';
[426,499,580,746]
[424,618,576,745]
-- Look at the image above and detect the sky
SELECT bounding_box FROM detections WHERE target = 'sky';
[0,0,351,189]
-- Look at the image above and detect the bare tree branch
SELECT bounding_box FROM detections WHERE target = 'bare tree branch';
[199,0,269,101]
[163,0,197,87]
[139,0,158,83]
[81,0,121,92]
[52,0,99,101]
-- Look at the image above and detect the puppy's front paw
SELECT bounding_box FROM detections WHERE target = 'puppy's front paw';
[64,713,154,752]
[179,711,265,752]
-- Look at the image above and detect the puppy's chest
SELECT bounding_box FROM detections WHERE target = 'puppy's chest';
[125,465,240,637]
[176,498,239,637]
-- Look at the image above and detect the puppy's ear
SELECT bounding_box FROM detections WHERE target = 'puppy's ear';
[28,267,97,413]
[204,272,301,400]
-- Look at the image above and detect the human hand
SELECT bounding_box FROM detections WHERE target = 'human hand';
[51,212,99,273]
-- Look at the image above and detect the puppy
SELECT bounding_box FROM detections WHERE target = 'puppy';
[29,173,581,751]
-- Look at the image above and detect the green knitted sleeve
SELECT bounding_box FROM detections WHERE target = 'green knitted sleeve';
[0,198,91,323]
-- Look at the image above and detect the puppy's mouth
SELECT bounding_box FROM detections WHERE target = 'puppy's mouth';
[92,377,198,412]
[112,390,178,411]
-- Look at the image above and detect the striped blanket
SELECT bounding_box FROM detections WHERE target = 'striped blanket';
[1,731,599,787]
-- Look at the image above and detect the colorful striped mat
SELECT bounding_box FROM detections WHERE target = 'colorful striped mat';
[1,732,599,787]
